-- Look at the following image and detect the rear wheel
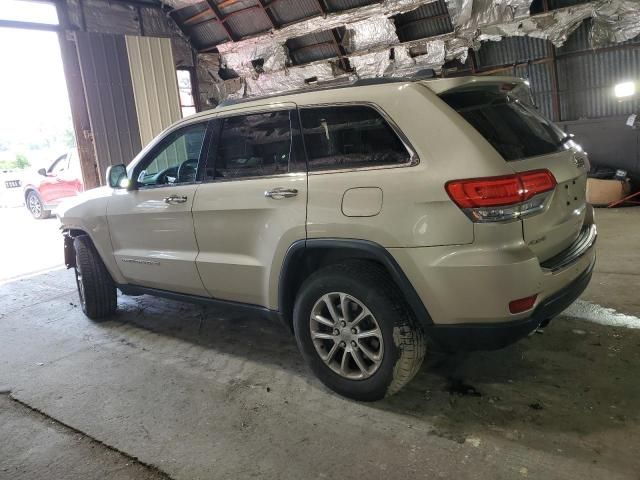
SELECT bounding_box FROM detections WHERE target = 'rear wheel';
[74,236,117,320]
[293,261,426,401]
[26,191,50,219]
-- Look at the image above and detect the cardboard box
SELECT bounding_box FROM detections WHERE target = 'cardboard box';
[586,178,631,206]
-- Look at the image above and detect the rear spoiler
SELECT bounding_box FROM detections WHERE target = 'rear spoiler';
[420,76,528,95]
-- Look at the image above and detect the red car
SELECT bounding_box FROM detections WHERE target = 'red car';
[23,150,84,219]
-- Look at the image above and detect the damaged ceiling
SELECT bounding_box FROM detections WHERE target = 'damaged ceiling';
[157,0,640,101]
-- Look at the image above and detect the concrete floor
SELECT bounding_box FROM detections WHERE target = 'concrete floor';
[1,207,639,479]
[0,207,63,282]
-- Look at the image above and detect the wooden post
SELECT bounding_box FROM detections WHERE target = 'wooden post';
[55,1,101,188]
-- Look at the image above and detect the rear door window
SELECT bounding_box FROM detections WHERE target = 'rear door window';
[440,89,566,161]
[211,110,299,180]
[300,105,410,171]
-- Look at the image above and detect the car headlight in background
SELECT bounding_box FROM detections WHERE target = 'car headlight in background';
[614,81,636,98]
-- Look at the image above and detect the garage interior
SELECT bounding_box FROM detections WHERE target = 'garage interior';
[1,0,640,478]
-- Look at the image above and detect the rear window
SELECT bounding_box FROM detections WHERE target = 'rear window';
[300,105,410,171]
[440,89,566,161]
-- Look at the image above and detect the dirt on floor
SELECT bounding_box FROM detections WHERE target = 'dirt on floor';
[385,317,640,472]
[0,394,168,480]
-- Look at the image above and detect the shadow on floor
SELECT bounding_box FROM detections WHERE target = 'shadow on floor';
[107,291,640,464]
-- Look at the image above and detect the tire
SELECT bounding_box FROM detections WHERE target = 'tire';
[26,191,51,219]
[74,235,117,320]
[293,261,426,401]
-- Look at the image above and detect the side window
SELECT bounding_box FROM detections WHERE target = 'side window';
[300,105,410,172]
[49,155,69,175]
[136,123,207,187]
[213,110,294,180]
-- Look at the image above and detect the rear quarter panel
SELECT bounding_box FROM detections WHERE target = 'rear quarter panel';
[301,83,514,248]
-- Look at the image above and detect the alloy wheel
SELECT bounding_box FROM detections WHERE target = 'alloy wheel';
[309,292,384,380]
[28,194,42,216]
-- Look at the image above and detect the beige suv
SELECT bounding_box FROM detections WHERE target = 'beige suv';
[59,75,596,401]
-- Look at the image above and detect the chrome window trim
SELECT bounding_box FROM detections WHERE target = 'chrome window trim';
[203,172,306,185]
[298,101,420,175]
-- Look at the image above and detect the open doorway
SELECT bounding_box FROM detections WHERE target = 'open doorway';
[0,0,78,281]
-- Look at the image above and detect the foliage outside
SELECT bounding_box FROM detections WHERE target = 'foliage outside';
[0,154,31,171]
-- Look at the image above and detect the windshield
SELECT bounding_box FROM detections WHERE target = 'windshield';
[440,89,567,161]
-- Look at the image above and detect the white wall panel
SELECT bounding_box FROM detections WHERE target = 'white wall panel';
[125,36,182,147]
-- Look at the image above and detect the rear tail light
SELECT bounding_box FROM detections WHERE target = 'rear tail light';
[446,169,556,222]
[509,294,538,314]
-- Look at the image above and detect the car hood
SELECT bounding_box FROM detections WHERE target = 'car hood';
[57,185,112,220]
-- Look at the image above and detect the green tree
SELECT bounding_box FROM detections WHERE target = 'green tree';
[14,154,30,169]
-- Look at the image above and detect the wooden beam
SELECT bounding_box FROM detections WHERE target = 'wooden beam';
[204,0,236,41]
[330,28,350,72]
[312,0,327,15]
[182,8,216,26]
[469,48,478,73]
[256,0,277,30]
[56,29,101,189]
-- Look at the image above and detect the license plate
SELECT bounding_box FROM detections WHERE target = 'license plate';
[4,180,21,188]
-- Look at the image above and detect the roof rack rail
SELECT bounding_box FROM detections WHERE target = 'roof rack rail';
[216,68,437,108]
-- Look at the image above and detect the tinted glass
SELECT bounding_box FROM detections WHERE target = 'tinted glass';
[137,123,207,187]
[214,111,293,180]
[300,106,410,171]
[440,89,566,161]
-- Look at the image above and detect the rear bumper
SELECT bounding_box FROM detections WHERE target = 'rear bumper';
[427,257,595,351]
[427,260,595,351]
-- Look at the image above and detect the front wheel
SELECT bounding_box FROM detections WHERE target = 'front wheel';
[74,236,117,320]
[293,261,426,401]
[26,191,50,219]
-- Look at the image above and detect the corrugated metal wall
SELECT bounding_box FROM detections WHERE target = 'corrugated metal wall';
[76,32,142,180]
[126,36,182,147]
[474,20,640,123]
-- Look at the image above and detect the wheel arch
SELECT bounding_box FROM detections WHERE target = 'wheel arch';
[23,187,38,202]
[62,228,92,269]
[278,239,433,332]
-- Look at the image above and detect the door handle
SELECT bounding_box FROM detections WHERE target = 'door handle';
[163,195,188,204]
[264,187,298,199]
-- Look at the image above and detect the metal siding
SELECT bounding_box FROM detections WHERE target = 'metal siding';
[559,19,640,55]
[486,62,555,120]
[477,36,551,67]
[287,30,341,65]
[172,2,210,23]
[324,0,380,12]
[225,9,272,38]
[557,46,640,120]
[140,7,177,37]
[189,21,229,49]
[126,36,183,147]
[548,0,591,9]
[268,0,320,26]
[396,17,452,41]
[394,1,453,42]
[217,0,257,16]
[82,0,141,35]
[76,32,142,180]
[557,20,590,54]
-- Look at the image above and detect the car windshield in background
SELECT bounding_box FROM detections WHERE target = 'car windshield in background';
[440,89,567,161]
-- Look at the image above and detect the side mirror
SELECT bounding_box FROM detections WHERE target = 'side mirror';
[106,164,129,189]
[37,168,47,176]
